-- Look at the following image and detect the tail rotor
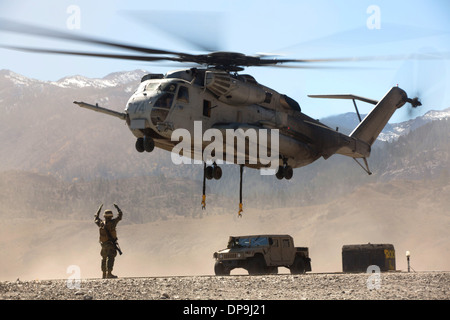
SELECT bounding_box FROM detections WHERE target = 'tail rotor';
[394,47,446,119]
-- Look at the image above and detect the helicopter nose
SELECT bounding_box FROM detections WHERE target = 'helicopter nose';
[125,98,151,130]
[126,92,174,133]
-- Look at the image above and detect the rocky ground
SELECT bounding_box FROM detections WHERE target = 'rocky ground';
[1,272,448,300]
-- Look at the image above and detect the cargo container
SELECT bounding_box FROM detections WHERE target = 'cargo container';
[342,243,395,272]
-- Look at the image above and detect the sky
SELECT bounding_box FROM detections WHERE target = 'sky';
[1,0,449,122]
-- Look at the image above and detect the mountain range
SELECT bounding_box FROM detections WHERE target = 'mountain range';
[1,68,448,177]
[0,69,448,279]
[1,68,449,210]
[321,107,450,142]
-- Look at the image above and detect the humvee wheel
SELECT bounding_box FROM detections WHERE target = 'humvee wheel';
[290,256,306,274]
[214,261,230,276]
[267,266,278,274]
[248,255,266,275]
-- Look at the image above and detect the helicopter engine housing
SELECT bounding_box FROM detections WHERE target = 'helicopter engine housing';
[205,71,267,106]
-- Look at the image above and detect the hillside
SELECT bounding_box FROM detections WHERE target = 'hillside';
[0,171,207,222]
[1,69,449,187]
[1,117,448,221]
[0,69,202,182]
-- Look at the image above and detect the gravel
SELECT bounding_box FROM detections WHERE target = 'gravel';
[1,272,448,300]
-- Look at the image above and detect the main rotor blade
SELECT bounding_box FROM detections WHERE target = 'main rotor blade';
[0,45,183,63]
[262,64,382,70]
[262,52,450,65]
[2,18,448,70]
[0,18,186,57]
[121,10,225,52]
[280,23,450,51]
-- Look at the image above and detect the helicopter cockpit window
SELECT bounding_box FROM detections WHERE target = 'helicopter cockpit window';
[136,82,147,93]
[154,92,174,109]
[161,83,177,93]
[136,81,160,93]
[177,86,189,103]
[145,82,160,92]
[151,92,173,126]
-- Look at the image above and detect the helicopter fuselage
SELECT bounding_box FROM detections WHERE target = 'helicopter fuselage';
[123,68,346,170]
[76,66,408,178]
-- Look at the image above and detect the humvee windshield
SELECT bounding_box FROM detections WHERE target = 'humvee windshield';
[228,236,269,248]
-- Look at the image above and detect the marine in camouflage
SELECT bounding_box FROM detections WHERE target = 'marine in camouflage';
[94,204,123,279]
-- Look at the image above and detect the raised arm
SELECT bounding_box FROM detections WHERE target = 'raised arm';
[113,203,123,221]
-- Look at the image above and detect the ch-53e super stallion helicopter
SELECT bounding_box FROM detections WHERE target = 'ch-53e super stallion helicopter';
[0,19,423,216]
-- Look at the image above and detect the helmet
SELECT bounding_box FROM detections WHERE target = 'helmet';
[104,210,113,218]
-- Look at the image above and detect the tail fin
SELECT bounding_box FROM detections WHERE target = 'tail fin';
[350,87,407,146]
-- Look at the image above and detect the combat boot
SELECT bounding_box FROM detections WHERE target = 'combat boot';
[106,271,118,279]
[102,271,106,279]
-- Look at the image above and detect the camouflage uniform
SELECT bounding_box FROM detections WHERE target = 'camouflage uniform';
[94,204,123,279]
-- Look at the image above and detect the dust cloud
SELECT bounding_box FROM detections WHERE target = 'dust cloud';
[1,178,449,282]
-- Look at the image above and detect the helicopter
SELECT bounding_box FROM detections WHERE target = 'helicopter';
[0,19,424,216]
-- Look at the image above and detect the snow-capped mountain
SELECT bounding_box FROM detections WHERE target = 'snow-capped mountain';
[0,69,38,86]
[321,107,450,142]
[1,68,448,145]
[378,108,450,142]
[51,69,149,88]
[1,69,448,188]
[0,69,149,89]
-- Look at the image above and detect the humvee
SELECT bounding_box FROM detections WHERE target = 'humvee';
[213,234,311,275]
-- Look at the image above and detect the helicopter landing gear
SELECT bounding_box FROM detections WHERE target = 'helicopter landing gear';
[201,162,223,210]
[238,164,244,217]
[201,162,222,210]
[144,136,155,152]
[276,159,293,180]
[135,138,144,153]
[205,162,222,180]
[200,162,244,217]
[135,136,155,153]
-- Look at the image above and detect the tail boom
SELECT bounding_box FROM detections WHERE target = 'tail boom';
[349,87,407,146]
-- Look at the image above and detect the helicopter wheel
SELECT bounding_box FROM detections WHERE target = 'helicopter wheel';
[284,166,293,180]
[205,166,214,180]
[205,164,222,180]
[143,136,155,152]
[276,166,285,180]
[213,165,222,180]
[135,138,145,153]
[276,165,293,180]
